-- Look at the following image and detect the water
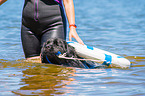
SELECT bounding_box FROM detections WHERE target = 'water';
[0,0,145,95]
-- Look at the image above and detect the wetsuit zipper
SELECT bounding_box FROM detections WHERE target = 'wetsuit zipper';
[34,0,39,21]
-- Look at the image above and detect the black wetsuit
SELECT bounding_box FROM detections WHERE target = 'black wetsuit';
[21,0,67,58]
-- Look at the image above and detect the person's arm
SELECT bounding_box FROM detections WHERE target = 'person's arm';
[0,0,7,5]
[63,0,84,45]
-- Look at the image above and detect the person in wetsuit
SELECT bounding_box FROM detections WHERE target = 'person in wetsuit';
[0,0,84,60]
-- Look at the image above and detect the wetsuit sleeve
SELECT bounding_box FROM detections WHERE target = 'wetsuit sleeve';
[0,0,7,5]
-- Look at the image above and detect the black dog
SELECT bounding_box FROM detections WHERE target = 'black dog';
[41,38,98,68]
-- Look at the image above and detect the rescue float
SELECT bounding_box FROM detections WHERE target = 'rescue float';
[67,41,131,68]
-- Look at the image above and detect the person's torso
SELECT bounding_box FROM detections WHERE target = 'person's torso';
[22,0,65,34]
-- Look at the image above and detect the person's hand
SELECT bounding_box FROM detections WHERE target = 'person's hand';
[69,27,84,45]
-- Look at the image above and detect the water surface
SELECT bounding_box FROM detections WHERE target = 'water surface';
[0,0,145,95]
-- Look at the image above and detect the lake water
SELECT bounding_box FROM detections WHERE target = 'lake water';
[0,0,145,95]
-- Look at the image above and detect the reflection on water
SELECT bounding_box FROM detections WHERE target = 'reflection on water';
[0,55,145,95]
[0,59,75,95]
[127,56,145,67]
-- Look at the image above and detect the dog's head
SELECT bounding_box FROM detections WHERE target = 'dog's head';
[41,38,86,68]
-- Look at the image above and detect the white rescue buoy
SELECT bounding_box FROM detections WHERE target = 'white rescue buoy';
[67,41,131,68]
